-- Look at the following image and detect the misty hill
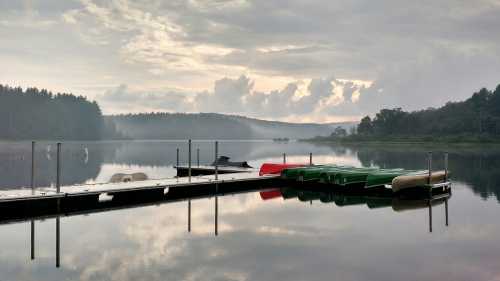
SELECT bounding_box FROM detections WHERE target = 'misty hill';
[108,113,354,140]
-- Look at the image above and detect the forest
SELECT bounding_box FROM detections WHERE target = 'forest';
[351,84,500,142]
[0,85,112,140]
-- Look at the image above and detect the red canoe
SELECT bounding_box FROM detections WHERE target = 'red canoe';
[259,163,307,176]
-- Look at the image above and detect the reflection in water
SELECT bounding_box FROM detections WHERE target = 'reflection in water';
[24,184,449,269]
[271,187,450,233]
[3,141,500,280]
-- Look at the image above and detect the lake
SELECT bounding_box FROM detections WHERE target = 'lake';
[0,140,499,281]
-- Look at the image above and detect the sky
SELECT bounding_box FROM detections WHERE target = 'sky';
[1,0,500,123]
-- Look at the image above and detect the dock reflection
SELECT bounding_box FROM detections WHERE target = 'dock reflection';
[23,182,450,268]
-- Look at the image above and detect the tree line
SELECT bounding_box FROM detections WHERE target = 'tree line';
[0,84,119,140]
[352,84,500,141]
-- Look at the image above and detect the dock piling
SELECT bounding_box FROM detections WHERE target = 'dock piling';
[427,152,432,197]
[427,152,432,184]
[309,153,312,165]
[428,201,433,233]
[188,140,192,182]
[214,140,219,236]
[31,141,35,193]
[188,199,191,232]
[56,217,60,268]
[56,143,61,193]
[176,148,179,168]
[215,189,218,236]
[444,152,449,182]
[445,199,449,226]
[283,153,286,164]
[197,148,200,167]
[30,220,35,260]
[215,141,218,180]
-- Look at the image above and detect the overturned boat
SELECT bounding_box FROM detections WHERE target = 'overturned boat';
[259,162,450,193]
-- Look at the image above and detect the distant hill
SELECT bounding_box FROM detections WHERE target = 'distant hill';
[0,84,355,140]
[107,113,355,140]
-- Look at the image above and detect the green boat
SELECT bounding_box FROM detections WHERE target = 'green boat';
[280,164,432,189]
[365,170,426,188]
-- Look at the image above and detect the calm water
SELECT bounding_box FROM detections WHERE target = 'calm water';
[0,140,499,281]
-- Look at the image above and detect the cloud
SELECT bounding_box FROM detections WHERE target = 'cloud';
[99,75,366,122]
[96,84,194,114]
[1,0,500,122]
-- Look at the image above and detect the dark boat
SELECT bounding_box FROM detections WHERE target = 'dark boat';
[211,156,253,168]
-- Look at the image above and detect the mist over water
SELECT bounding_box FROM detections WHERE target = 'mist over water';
[0,140,499,280]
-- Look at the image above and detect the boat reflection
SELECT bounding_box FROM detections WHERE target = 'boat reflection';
[261,186,450,233]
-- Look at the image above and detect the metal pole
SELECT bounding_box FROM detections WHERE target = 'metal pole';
[188,199,191,232]
[444,152,449,182]
[309,153,312,165]
[214,141,219,235]
[56,217,60,268]
[427,152,433,198]
[188,140,192,182]
[445,199,449,226]
[215,188,218,236]
[197,148,200,167]
[176,148,179,167]
[56,143,61,193]
[30,220,35,260]
[283,153,286,164]
[428,201,433,233]
[31,141,35,193]
[215,141,218,181]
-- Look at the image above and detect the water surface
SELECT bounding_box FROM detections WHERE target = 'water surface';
[0,140,499,281]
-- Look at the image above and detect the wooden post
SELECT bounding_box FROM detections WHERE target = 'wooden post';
[309,153,312,165]
[197,148,200,167]
[283,153,286,164]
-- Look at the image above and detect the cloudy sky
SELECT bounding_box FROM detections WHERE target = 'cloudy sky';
[1,0,499,122]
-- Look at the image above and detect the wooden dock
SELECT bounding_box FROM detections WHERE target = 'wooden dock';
[0,172,277,203]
